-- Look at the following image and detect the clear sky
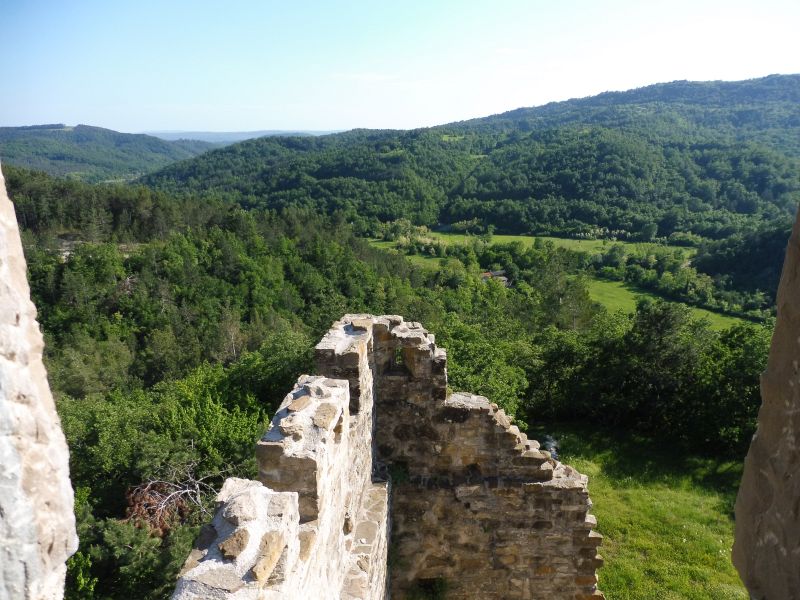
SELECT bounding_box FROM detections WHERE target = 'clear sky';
[2,0,799,132]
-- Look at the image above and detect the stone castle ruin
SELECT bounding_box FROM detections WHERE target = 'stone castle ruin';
[173,315,604,599]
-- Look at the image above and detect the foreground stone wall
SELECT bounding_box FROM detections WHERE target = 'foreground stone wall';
[733,211,800,598]
[318,316,603,599]
[173,375,389,600]
[0,163,78,599]
[175,314,602,599]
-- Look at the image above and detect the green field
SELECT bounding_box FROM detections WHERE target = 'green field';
[585,278,742,330]
[369,240,398,251]
[427,231,696,256]
[368,239,444,270]
[528,423,747,599]
[369,237,743,329]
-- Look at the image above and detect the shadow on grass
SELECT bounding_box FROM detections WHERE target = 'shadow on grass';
[526,421,744,515]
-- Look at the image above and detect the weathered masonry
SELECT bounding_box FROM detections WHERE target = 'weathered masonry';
[173,315,603,599]
[0,162,77,599]
[733,208,800,599]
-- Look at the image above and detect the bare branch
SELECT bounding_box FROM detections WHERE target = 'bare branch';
[125,462,233,534]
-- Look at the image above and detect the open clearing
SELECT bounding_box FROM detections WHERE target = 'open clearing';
[427,231,696,256]
[369,237,743,329]
[585,278,742,330]
[527,423,747,600]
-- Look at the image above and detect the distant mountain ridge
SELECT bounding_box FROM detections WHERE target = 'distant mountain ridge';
[0,124,216,182]
[6,73,800,204]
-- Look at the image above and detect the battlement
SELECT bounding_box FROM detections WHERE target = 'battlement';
[173,315,603,599]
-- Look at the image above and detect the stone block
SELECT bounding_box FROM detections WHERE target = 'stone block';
[219,529,250,560]
[251,532,286,582]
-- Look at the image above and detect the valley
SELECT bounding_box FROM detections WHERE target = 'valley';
[368,232,747,329]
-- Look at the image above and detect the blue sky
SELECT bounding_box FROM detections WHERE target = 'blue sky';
[2,0,799,132]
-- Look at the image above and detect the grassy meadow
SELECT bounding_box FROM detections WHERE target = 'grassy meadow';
[368,236,744,329]
[585,278,742,330]
[369,239,444,270]
[528,424,747,599]
[426,231,696,256]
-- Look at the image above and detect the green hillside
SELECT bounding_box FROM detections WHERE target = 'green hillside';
[460,74,800,156]
[5,100,776,596]
[139,75,799,315]
[143,75,800,239]
[0,124,216,182]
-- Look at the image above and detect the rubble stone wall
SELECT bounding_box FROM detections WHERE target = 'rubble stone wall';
[173,375,390,600]
[316,315,602,599]
[0,162,78,599]
[174,314,602,599]
[733,210,800,599]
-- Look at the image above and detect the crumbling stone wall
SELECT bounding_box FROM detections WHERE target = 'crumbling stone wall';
[174,315,602,599]
[318,315,603,599]
[733,210,800,599]
[0,162,78,599]
[173,374,389,600]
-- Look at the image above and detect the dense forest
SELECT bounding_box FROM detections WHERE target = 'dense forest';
[2,74,798,598]
[142,76,800,235]
[142,125,799,240]
[0,125,215,182]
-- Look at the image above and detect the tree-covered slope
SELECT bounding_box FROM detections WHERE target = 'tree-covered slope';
[693,222,793,302]
[457,73,800,156]
[451,128,800,237]
[143,128,476,224]
[143,75,800,240]
[0,124,216,182]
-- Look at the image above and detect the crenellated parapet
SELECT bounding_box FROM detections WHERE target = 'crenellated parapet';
[173,315,603,599]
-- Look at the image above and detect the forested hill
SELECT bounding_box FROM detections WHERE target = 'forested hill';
[0,124,216,182]
[460,74,800,155]
[143,75,800,241]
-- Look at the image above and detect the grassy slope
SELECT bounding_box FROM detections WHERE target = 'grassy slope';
[528,424,747,599]
[585,279,741,330]
[429,232,695,256]
[369,240,444,270]
[371,235,743,329]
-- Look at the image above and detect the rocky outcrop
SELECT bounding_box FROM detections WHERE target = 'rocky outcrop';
[175,315,602,599]
[0,163,78,599]
[733,212,800,598]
